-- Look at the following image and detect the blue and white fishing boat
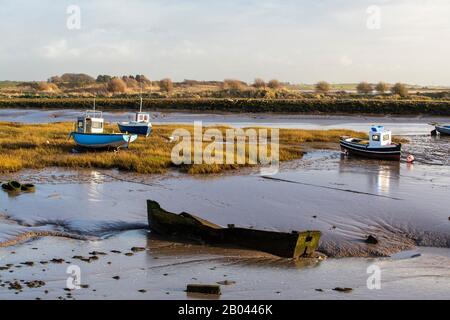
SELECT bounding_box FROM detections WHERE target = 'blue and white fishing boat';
[340,126,401,161]
[435,124,450,136]
[118,97,152,136]
[69,101,138,150]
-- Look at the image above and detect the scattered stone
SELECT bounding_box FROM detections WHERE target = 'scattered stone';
[8,281,22,290]
[110,250,122,254]
[50,258,64,264]
[365,235,379,245]
[312,215,317,219]
[138,289,146,293]
[131,247,146,252]
[163,273,168,276]
[217,280,236,286]
[21,261,34,267]
[186,284,221,295]
[124,252,134,257]
[26,280,45,288]
[40,261,48,265]
[80,284,89,289]
[333,287,353,293]
[89,251,107,256]
[315,289,324,292]
[112,276,120,280]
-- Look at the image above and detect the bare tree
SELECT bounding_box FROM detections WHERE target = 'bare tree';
[375,82,389,93]
[267,79,282,90]
[159,78,174,94]
[252,78,266,89]
[315,81,331,93]
[107,77,127,93]
[391,83,409,97]
[356,82,373,94]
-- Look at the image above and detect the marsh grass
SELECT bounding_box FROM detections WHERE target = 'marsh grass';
[0,122,369,174]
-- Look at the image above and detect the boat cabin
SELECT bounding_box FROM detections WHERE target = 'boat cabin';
[369,126,392,147]
[134,112,150,123]
[77,110,104,134]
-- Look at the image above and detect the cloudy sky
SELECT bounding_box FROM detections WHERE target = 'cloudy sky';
[1,0,450,85]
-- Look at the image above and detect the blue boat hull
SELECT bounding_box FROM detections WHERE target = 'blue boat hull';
[436,125,450,136]
[71,132,138,149]
[118,122,152,136]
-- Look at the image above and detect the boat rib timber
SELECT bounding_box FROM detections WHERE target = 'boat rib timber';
[147,200,321,259]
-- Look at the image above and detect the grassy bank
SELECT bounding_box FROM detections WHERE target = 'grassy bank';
[0,122,366,174]
[0,98,450,115]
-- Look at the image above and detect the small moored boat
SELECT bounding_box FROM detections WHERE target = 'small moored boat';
[118,97,152,137]
[340,126,401,161]
[69,104,137,150]
[435,124,450,136]
[147,200,321,259]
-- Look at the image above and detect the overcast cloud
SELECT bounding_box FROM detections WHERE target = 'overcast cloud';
[1,0,449,85]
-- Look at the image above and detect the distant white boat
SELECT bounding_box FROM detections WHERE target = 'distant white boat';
[118,96,152,137]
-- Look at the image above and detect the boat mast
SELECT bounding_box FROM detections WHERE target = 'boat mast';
[139,84,143,113]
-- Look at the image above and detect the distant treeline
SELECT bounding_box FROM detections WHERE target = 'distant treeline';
[1,98,450,115]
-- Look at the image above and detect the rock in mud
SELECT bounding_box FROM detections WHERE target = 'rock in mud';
[89,251,107,256]
[112,276,120,280]
[216,280,236,286]
[26,280,45,288]
[333,287,353,293]
[21,261,34,266]
[9,281,22,290]
[50,258,65,264]
[130,247,146,252]
[365,235,379,245]
[186,284,221,295]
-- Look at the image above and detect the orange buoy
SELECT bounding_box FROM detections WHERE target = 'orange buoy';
[407,154,415,163]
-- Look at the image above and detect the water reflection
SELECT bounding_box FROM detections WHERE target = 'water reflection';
[338,157,400,196]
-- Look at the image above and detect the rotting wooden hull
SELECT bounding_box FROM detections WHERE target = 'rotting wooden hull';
[340,138,401,161]
[147,200,321,259]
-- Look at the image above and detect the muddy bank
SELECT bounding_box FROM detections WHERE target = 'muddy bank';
[1,231,449,300]
[1,145,449,258]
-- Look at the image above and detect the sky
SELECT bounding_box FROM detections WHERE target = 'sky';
[1,0,450,85]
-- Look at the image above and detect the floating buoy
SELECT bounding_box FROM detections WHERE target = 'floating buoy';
[406,154,415,163]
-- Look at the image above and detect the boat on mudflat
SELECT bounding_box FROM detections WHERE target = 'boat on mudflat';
[340,126,401,161]
[435,124,450,136]
[147,200,321,259]
[69,106,138,150]
[118,97,152,137]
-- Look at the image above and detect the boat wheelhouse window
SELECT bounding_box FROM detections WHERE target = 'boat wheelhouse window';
[78,121,83,128]
[372,134,380,141]
[383,134,390,141]
[92,121,103,129]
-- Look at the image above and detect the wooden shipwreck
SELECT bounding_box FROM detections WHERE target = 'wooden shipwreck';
[147,200,321,259]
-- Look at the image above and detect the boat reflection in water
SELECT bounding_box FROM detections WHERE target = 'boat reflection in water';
[339,156,400,197]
